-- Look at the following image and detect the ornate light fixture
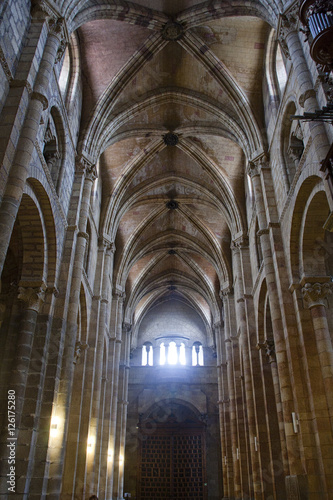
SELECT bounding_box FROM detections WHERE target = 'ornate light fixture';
[299,0,333,68]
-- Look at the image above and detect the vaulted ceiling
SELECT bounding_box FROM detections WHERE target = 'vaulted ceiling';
[74,0,274,346]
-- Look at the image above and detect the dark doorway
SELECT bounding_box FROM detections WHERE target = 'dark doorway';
[137,402,207,500]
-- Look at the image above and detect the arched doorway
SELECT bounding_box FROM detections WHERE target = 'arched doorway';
[137,401,207,500]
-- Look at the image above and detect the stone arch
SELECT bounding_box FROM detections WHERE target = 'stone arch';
[290,176,330,283]
[280,100,304,190]
[300,189,332,279]
[140,398,206,424]
[43,106,66,194]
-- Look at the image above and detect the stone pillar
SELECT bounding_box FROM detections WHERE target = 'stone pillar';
[153,343,160,366]
[0,6,67,275]
[257,338,289,497]
[106,290,125,499]
[185,343,192,366]
[278,4,332,213]
[247,156,307,496]
[114,323,131,500]
[47,157,97,494]
[215,319,231,499]
[231,237,263,498]
[221,290,237,499]
[96,242,116,499]
[301,280,333,424]
[0,283,46,494]
[13,283,46,426]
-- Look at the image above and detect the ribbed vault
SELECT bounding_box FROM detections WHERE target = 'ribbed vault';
[72,0,272,350]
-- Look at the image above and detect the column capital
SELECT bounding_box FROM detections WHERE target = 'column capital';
[277,3,299,59]
[113,289,126,303]
[257,338,276,362]
[247,153,270,178]
[123,322,132,334]
[74,340,89,364]
[301,281,333,307]
[231,234,249,250]
[31,1,69,64]
[31,0,57,20]
[98,236,116,254]
[75,154,97,181]
[219,286,233,299]
[18,282,47,312]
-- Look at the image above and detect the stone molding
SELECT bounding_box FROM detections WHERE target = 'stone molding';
[0,46,13,81]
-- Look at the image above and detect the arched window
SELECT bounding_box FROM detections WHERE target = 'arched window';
[281,103,304,188]
[158,340,187,366]
[192,342,204,366]
[141,342,153,366]
[275,44,287,96]
[59,47,70,98]
[43,107,65,193]
[255,218,263,269]
[83,219,92,275]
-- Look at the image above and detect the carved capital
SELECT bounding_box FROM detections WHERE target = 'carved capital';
[113,290,126,303]
[78,231,89,241]
[123,322,132,334]
[98,237,116,254]
[219,286,233,299]
[257,228,269,237]
[31,91,49,110]
[257,338,276,362]
[85,164,98,182]
[75,154,97,181]
[31,0,55,20]
[46,285,59,298]
[10,79,33,93]
[74,340,89,364]
[231,235,249,250]
[299,89,316,108]
[302,281,333,307]
[18,283,46,312]
[278,4,299,59]
[247,153,269,178]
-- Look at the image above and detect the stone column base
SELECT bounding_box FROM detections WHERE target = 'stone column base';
[285,474,308,499]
